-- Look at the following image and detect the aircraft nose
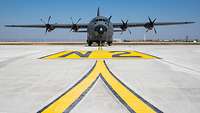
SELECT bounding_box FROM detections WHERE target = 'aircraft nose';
[95,25,107,35]
[100,27,103,31]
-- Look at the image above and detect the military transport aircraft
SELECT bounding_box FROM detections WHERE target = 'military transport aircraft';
[5,8,194,46]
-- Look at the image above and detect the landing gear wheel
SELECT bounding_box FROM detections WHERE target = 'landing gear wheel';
[97,42,101,46]
[87,41,92,46]
[107,42,112,46]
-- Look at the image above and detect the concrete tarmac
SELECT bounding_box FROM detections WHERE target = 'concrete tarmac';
[0,45,200,113]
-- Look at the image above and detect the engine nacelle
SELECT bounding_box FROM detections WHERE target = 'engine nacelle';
[48,26,55,32]
[144,23,154,30]
[71,24,79,32]
[120,20,128,31]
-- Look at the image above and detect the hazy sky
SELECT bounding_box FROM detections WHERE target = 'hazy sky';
[0,0,200,41]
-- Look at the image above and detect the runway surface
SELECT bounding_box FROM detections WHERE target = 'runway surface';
[0,45,200,113]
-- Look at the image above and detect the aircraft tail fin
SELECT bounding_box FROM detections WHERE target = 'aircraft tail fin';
[97,7,100,16]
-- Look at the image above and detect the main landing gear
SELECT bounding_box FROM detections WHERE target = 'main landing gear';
[87,41,92,46]
[107,41,112,46]
[87,40,112,46]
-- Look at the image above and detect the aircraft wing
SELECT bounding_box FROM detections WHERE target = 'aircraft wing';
[113,22,195,28]
[5,24,88,29]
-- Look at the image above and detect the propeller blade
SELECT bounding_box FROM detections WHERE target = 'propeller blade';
[121,19,125,24]
[148,17,152,23]
[153,18,157,23]
[108,16,112,20]
[70,17,74,24]
[108,16,112,26]
[76,18,82,24]
[126,20,128,24]
[128,29,132,34]
[47,16,51,24]
[45,28,48,34]
[154,27,157,34]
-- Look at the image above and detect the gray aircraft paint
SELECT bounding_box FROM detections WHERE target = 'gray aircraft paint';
[87,16,113,45]
[5,8,195,46]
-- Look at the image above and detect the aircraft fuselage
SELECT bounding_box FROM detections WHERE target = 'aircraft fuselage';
[87,16,113,46]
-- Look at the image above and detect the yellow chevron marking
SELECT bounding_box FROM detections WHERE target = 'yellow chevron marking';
[42,50,158,59]
[40,60,159,113]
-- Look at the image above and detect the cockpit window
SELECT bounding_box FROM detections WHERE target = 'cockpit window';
[95,19,107,22]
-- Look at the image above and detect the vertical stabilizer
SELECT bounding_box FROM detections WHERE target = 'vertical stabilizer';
[97,7,100,16]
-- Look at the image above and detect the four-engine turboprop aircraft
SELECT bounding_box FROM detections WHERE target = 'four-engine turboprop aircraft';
[5,8,194,46]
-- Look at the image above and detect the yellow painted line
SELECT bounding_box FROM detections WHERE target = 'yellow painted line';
[46,51,72,59]
[132,50,156,59]
[39,60,161,113]
[98,60,158,113]
[89,50,113,59]
[133,50,159,59]
[41,50,159,59]
[63,51,89,59]
[40,63,99,113]
[39,60,159,113]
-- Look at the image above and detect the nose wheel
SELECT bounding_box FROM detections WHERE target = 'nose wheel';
[97,41,103,50]
[96,41,101,46]
[97,41,106,46]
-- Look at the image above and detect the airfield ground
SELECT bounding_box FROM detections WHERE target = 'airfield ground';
[0,44,200,113]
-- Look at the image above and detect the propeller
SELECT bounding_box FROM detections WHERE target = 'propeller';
[40,16,55,34]
[145,17,157,34]
[70,17,82,32]
[108,16,112,26]
[120,19,131,35]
